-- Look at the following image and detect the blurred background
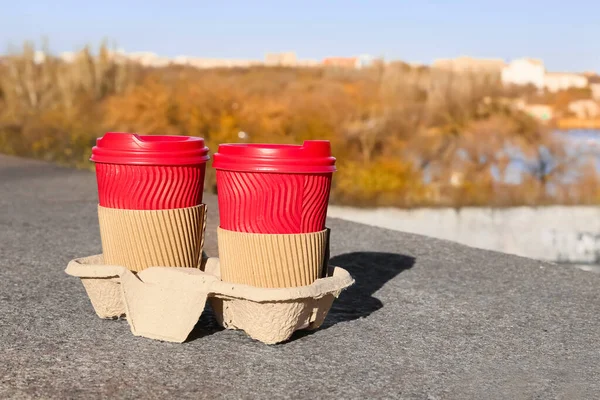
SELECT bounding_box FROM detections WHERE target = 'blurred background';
[1,1,599,270]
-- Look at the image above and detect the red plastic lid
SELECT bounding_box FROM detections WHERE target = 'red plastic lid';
[90,132,210,165]
[212,140,336,173]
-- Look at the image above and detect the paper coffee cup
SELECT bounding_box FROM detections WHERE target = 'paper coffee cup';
[92,132,210,210]
[91,132,210,271]
[213,141,336,234]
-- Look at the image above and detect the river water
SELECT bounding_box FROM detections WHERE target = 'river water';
[561,129,600,144]
[499,129,600,184]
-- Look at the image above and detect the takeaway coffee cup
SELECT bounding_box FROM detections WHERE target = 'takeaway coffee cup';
[90,132,210,272]
[212,140,336,234]
[213,140,336,288]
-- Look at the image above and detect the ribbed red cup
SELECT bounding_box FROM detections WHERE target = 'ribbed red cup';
[213,141,336,233]
[90,132,210,210]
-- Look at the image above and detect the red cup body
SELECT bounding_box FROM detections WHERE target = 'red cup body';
[91,132,210,210]
[95,163,206,209]
[213,141,336,233]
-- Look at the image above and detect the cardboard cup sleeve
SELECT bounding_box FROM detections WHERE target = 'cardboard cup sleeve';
[217,228,329,288]
[98,204,207,272]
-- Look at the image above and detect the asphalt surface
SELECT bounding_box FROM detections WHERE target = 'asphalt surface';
[1,154,599,399]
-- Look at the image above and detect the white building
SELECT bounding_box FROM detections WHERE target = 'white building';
[502,58,590,92]
[172,57,260,69]
[501,58,545,89]
[128,52,170,67]
[513,99,553,121]
[31,50,46,64]
[59,52,76,63]
[356,54,376,69]
[523,104,554,121]
[544,72,588,92]
[568,99,600,119]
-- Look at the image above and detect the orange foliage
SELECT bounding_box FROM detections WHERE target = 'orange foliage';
[1,43,599,207]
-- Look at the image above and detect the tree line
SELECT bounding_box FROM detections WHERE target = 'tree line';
[1,43,599,207]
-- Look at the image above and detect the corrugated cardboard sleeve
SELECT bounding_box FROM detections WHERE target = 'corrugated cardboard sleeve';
[98,204,207,272]
[217,228,329,288]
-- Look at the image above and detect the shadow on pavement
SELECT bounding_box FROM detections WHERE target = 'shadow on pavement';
[287,251,415,342]
[188,251,415,343]
[323,251,415,327]
[187,306,224,342]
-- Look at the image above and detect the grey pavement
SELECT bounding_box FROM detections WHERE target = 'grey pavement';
[0,154,599,399]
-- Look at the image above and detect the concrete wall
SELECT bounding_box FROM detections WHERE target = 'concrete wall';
[328,205,600,264]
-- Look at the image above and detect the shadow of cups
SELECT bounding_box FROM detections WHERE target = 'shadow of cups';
[186,306,224,342]
[188,251,415,343]
[323,251,415,328]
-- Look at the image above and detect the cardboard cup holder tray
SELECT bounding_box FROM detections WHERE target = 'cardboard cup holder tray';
[65,255,354,344]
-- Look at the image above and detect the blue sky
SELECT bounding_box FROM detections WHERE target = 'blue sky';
[1,0,598,72]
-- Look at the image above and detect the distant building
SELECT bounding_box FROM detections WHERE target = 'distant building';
[59,52,76,63]
[322,55,376,69]
[33,51,46,64]
[406,61,426,69]
[265,52,297,66]
[128,52,170,67]
[356,54,376,69]
[323,57,359,68]
[514,100,554,121]
[544,72,588,92]
[432,56,505,73]
[503,58,589,92]
[172,57,259,69]
[568,99,600,119]
[296,59,319,67]
[592,85,600,100]
[501,58,545,89]
[57,49,128,64]
[450,171,464,187]
[586,76,600,100]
